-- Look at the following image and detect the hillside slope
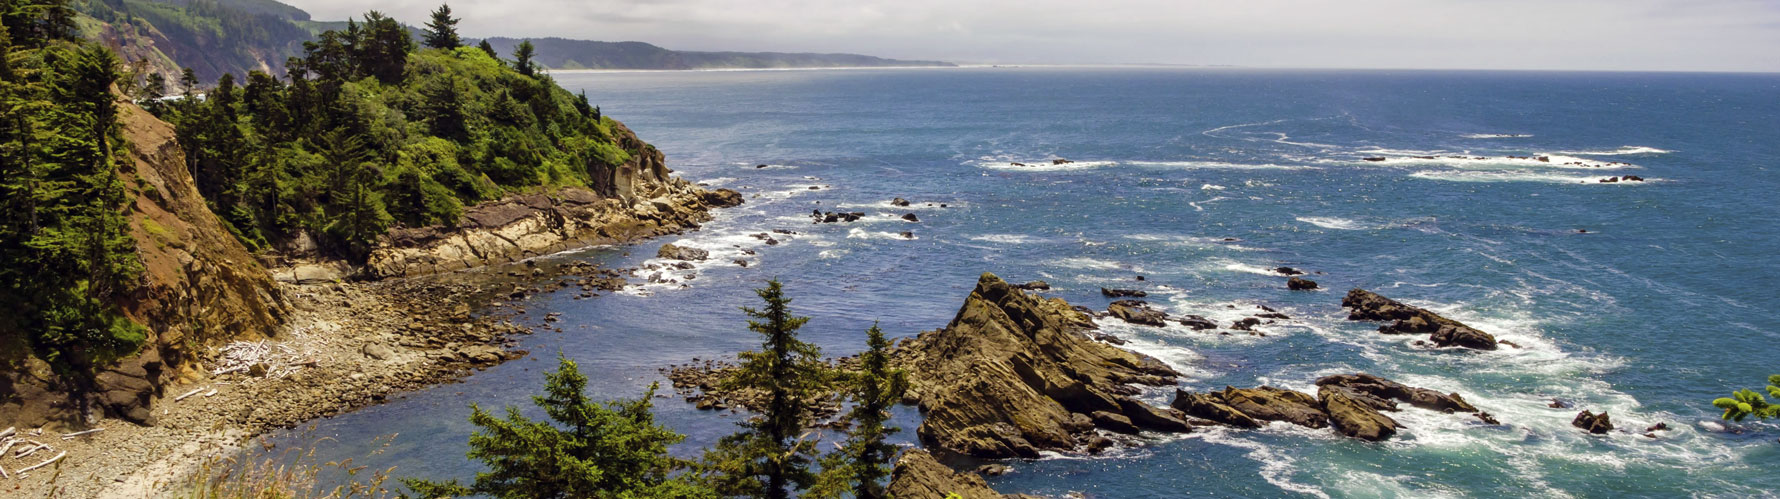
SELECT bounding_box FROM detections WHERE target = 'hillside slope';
[481,37,955,70]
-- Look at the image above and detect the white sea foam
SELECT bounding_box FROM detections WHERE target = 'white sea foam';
[1360,153,1637,169]
[1556,146,1671,156]
[817,249,847,259]
[969,234,1041,244]
[1050,257,1141,273]
[1126,160,1316,170]
[845,227,917,240]
[834,200,962,210]
[694,177,738,187]
[1408,170,1654,185]
[971,155,1115,172]
[1296,216,1372,230]
[1201,183,1227,191]
[1461,133,1534,139]
[1195,427,1333,499]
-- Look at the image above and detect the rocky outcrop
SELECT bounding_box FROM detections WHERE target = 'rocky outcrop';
[1342,289,1498,350]
[1287,277,1319,290]
[2,100,289,429]
[656,243,709,261]
[1106,300,1169,327]
[1101,288,1147,298]
[895,273,1184,458]
[353,120,741,280]
[1573,410,1613,434]
[888,449,1034,499]
[1171,373,1485,442]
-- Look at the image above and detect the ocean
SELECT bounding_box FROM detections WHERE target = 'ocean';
[273,67,1780,497]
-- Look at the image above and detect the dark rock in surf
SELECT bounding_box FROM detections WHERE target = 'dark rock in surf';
[1012,280,1051,291]
[1230,317,1261,331]
[1287,277,1320,290]
[892,197,912,207]
[1107,300,1169,327]
[1274,266,1305,276]
[903,213,920,222]
[1101,288,1147,298]
[656,243,708,261]
[1178,315,1217,331]
[1573,410,1614,434]
[1342,289,1498,350]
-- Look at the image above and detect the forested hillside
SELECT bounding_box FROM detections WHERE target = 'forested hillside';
[481,37,955,70]
[73,0,312,86]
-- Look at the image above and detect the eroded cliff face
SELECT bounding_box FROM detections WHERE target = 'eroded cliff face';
[348,119,742,281]
[0,98,289,429]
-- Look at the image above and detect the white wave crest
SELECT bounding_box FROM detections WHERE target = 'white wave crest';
[846,227,917,240]
[1408,170,1653,185]
[1555,146,1671,156]
[1461,133,1534,139]
[969,234,1041,244]
[1127,160,1316,170]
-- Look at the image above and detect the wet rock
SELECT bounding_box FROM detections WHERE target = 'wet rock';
[900,231,915,239]
[702,188,745,208]
[1091,411,1141,434]
[1101,288,1147,298]
[892,197,912,207]
[1342,289,1497,350]
[1216,386,1329,428]
[894,273,1182,459]
[1274,266,1305,276]
[1052,158,1074,165]
[1178,315,1217,331]
[1474,412,1501,425]
[656,243,709,261]
[975,464,1013,477]
[902,213,920,222]
[1363,156,1387,162]
[1314,373,1477,413]
[733,259,749,268]
[1549,398,1571,409]
[1287,277,1319,290]
[1646,422,1669,432]
[1573,410,1614,434]
[1107,300,1169,327]
[1230,317,1261,331]
[1319,385,1400,441]
[1171,389,1262,428]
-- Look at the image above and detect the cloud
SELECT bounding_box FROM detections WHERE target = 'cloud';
[283,0,1780,71]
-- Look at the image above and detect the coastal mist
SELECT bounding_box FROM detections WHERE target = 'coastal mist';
[272,68,1780,497]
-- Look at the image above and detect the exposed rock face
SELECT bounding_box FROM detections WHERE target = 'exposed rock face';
[1172,373,1484,441]
[1573,410,1614,434]
[888,449,1034,499]
[2,100,289,429]
[895,273,1183,458]
[355,121,738,280]
[1342,289,1498,350]
[1106,300,1169,327]
[1287,277,1319,290]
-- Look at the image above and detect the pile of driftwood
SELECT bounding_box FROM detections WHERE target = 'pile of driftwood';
[210,328,322,380]
[0,426,101,478]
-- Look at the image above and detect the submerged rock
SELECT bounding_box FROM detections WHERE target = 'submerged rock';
[1101,288,1147,298]
[894,273,1182,458]
[1342,289,1498,350]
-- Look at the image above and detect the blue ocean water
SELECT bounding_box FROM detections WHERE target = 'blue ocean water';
[276,68,1780,497]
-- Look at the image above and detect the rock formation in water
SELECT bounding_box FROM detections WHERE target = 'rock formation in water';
[894,273,1185,458]
[1342,289,1499,350]
[1171,373,1486,442]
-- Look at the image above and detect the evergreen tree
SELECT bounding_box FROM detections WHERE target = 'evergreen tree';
[703,280,830,498]
[403,354,713,498]
[477,39,498,60]
[513,39,536,77]
[811,323,908,499]
[356,11,414,84]
[1713,375,1780,421]
[422,3,461,50]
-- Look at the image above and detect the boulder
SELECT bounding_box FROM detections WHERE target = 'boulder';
[1342,289,1497,350]
[1178,315,1217,331]
[701,188,745,208]
[1107,300,1169,327]
[656,243,708,261]
[1101,288,1147,298]
[1274,266,1305,276]
[1319,386,1400,441]
[892,197,912,207]
[1573,410,1614,434]
[1287,277,1319,290]
[895,273,1183,458]
[1230,318,1261,331]
[1091,411,1141,434]
[903,213,920,222]
[1171,389,1262,428]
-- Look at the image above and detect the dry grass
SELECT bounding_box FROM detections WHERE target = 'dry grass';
[179,433,398,499]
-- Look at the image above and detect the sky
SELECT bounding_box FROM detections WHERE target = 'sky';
[282,0,1780,72]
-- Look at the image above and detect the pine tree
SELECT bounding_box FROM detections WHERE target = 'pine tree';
[402,354,713,498]
[422,3,461,50]
[811,323,908,499]
[356,11,414,84]
[477,39,498,61]
[513,39,536,77]
[703,280,830,498]
[1713,375,1780,421]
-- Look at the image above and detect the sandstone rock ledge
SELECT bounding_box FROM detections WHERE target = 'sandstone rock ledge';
[894,273,1186,459]
[1172,373,1487,442]
[888,449,1038,499]
[359,183,742,280]
[1343,289,1498,350]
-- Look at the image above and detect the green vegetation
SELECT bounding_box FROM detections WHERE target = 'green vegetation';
[151,6,628,259]
[420,3,457,50]
[402,355,710,498]
[810,323,908,499]
[1712,375,1780,421]
[701,280,831,498]
[72,0,314,84]
[415,281,911,498]
[0,0,148,374]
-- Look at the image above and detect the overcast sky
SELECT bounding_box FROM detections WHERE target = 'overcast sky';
[283,0,1780,72]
